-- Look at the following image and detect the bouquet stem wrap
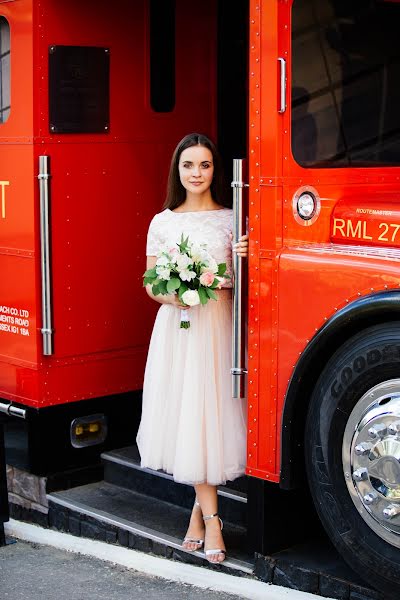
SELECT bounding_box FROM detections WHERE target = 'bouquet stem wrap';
[180,309,190,329]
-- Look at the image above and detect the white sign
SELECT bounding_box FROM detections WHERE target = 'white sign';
[0,305,30,336]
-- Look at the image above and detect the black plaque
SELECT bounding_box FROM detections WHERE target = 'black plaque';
[49,45,110,134]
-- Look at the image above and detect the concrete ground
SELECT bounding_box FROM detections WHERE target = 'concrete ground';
[0,538,244,600]
[2,520,334,600]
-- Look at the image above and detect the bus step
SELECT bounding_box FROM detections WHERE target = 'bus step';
[47,481,253,576]
[102,445,247,527]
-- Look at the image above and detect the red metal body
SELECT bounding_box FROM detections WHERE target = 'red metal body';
[1,0,400,490]
[246,0,400,483]
[0,0,217,408]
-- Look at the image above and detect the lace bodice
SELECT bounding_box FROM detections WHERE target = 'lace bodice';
[146,208,233,288]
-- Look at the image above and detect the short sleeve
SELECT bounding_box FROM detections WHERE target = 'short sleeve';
[146,215,160,256]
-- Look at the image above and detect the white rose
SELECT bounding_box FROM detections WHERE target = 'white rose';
[182,290,200,306]
[201,258,218,274]
[190,245,205,263]
[176,254,193,271]
[180,269,196,282]
[156,255,170,267]
[190,244,201,262]
[156,267,171,280]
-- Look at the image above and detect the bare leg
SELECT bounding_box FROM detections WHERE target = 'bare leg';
[182,488,205,551]
[195,483,225,563]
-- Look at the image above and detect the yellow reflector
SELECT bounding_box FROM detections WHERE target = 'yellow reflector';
[70,414,108,448]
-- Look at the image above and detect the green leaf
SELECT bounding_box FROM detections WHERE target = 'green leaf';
[143,267,157,278]
[198,287,208,305]
[206,288,217,300]
[158,280,168,294]
[178,282,189,300]
[178,233,190,254]
[152,284,161,296]
[217,263,227,276]
[166,277,181,294]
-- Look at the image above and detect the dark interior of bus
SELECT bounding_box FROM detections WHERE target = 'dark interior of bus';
[151,0,248,194]
[216,1,248,186]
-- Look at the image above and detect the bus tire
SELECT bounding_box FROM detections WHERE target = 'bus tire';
[305,322,400,599]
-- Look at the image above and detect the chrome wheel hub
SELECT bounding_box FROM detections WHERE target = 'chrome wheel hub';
[343,380,400,548]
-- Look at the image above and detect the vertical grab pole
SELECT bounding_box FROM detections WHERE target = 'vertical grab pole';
[231,159,248,399]
[38,156,53,355]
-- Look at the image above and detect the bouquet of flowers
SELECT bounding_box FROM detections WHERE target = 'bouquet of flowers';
[143,234,229,329]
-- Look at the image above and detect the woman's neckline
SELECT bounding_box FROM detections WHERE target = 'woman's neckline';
[166,207,230,214]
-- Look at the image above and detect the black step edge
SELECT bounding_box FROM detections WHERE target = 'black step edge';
[47,491,253,578]
[45,490,383,600]
[102,448,247,527]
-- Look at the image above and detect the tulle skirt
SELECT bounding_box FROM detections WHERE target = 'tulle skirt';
[136,289,247,486]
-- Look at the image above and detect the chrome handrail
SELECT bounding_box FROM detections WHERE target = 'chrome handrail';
[278,57,287,114]
[38,155,53,355]
[231,159,248,399]
[0,401,26,419]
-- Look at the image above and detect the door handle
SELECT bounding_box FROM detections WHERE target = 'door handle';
[38,155,54,355]
[231,159,248,399]
[278,57,287,114]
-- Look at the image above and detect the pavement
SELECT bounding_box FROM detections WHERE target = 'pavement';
[0,538,244,600]
[0,520,333,600]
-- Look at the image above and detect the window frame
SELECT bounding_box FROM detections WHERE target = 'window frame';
[290,0,400,169]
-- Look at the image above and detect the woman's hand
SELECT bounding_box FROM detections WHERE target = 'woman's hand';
[145,284,189,309]
[166,294,189,310]
[232,233,249,258]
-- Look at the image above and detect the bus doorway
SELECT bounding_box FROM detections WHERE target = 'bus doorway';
[2,0,252,561]
[21,0,254,576]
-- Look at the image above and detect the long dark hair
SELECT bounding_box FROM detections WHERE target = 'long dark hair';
[163,133,228,210]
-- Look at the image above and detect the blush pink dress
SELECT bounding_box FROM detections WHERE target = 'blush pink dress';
[136,208,247,485]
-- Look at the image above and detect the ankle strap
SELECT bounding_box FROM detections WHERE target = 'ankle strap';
[202,512,219,521]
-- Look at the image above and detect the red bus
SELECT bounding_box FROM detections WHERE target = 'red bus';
[1,0,400,596]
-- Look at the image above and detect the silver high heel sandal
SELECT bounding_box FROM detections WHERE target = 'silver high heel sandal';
[203,512,226,563]
[182,500,204,551]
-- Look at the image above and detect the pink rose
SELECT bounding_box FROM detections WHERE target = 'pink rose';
[199,271,215,287]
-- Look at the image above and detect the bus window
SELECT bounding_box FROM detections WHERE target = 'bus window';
[0,17,10,124]
[291,0,400,168]
[149,0,175,112]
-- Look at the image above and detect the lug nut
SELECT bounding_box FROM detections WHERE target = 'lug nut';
[388,420,400,435]
[353,468,369,482]
[368,423,387,439]
[383,504,400,520]
[355,442,373,456]
[363,492,379,505]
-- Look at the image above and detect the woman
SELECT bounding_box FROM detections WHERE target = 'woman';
[137,133,248,564]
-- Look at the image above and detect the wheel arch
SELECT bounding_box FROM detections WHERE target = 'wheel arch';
[280,289,400,490]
